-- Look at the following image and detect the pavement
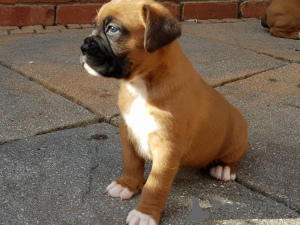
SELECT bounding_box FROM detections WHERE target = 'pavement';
[0,18,299,225]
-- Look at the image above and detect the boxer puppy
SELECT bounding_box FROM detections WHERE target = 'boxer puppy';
[80,0,248,224]
[261,0,300,39]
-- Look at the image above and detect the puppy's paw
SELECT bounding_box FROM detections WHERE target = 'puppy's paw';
[210,165,236,181]
[106,181,134,200]
[126,209,157,225]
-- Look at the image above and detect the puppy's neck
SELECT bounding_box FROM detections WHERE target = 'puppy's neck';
[124,78,148,100]
[122,40,198,101]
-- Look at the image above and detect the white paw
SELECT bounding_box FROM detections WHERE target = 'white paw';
[210,165,236,181]
[126,209,157,225]
[106,181,134,200]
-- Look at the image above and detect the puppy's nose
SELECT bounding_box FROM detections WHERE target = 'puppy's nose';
[81,43,89,55]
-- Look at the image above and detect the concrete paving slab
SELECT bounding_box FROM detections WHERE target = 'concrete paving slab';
[0,123,299,225]
[21,25,44,33]
[0,65,98,143]
[80,24,93,29]
[0,26,19,32]
[182,21,300,63]
[44,25,67,32]
[217,63,300,213]
[66,24,82,29]
[0,33,37,44]
[180,33,286,87]
[0,31,7,36]
[10,28,35,35]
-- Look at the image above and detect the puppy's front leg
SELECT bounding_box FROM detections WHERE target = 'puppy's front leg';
[106,118,145,199]
[127,134,180,225]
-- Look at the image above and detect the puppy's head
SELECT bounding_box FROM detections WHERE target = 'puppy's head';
[80,0,181,80]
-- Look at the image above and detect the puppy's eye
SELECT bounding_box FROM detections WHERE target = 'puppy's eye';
[107,26,119,34]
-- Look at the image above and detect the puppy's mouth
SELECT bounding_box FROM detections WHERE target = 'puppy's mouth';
[80,55,101,77]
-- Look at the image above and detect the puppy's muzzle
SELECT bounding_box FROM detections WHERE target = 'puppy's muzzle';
[80,34,130,79]
[80,36,108,76]
[81,36,106,63]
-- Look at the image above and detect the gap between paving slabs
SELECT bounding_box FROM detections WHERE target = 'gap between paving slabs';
[211,66,285,88]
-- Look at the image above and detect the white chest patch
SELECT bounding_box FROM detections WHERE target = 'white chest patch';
[123,79,157,160]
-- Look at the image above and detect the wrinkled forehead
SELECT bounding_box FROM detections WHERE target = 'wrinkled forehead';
[95,0,146,29]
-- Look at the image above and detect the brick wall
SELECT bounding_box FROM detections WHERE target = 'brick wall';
[0,0,270,27]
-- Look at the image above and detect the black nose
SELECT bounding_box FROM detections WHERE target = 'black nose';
[81,42,89,55]
[81,37,101,57]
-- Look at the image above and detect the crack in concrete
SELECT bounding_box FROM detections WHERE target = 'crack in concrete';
[107,114,120,127]
[212,65,286,88]
[257,52,300,64]
[81,147,100,204]
[236,178,300,215]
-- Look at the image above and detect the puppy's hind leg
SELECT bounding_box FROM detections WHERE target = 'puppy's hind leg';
[210,141,248,182]
[106,118,145,200]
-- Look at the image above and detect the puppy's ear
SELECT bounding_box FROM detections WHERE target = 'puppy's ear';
[143,4,181,53]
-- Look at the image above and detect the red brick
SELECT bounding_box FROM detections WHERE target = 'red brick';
[56,5,103,25]
[23,0,86,3]
[0,6,54,26]
[183,2,239,20]
[158,0,188,2]
[0,0,18,4]
[90,0,110,2]
[162,3,181,20]
[240,0,271,18]
[86,1,180,19]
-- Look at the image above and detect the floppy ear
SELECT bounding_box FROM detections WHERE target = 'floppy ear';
[143,4,181,53]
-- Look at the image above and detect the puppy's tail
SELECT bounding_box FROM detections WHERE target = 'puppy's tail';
[261,13,269,28]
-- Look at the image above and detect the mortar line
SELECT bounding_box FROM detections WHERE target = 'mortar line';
[107,113,120,126]
[237,47,298,64]
[212,65,286,88]
[256,52,299,64]
[235,178,300,215]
